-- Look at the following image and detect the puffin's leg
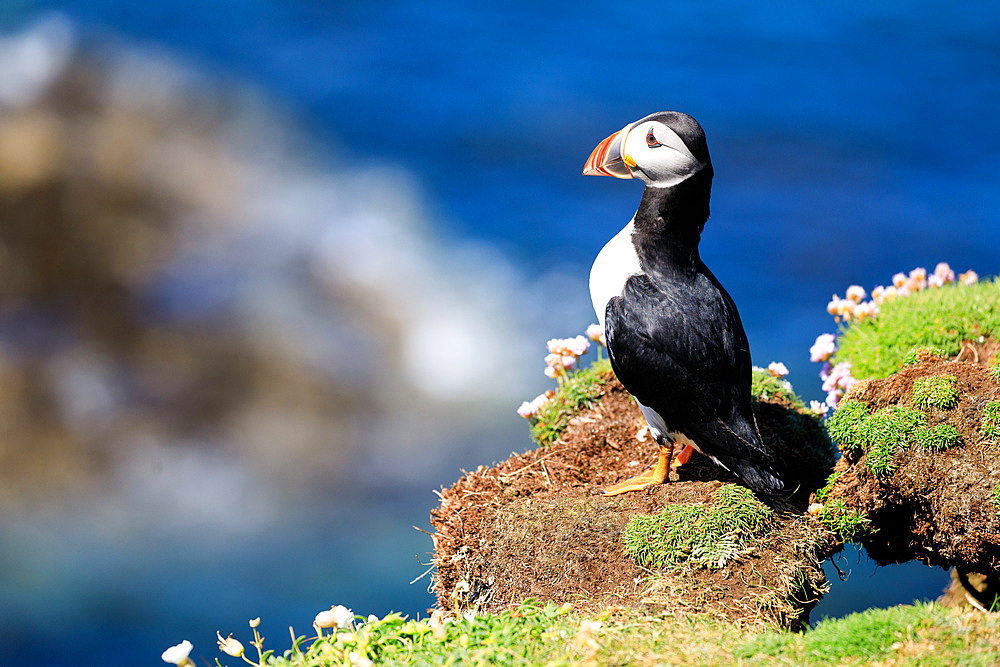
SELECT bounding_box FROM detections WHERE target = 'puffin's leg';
[671,443,696,468]
[602,442,674,496]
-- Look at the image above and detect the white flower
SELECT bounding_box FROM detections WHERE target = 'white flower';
[807,503,824,515]
[960,270,979,286]
[892,272,907,288]
[314,608,338,629]
[928,273,944,288]
[853,300,879,321]
[249,617,260,629]
[845,285,866,303]
[161,640,193,665]
[809,334,836,363]
[585,323,606,345]
[809,400,829,417]
[367,614,379,623]
[767,361,789,378]
[934,262,954,283]
[565,335,591,356]
[909,266,927,282]
[332,605,354,629]
[217,632,244,658]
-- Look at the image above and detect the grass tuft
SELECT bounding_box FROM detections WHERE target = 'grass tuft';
[982,401,1000,441]
[826,400,871,453]
[862,406,926,478]
[529,358,612,447]
[910,375,958,410]
[623,484,774,571]
[817,499,871,544]
[916,423,962,451]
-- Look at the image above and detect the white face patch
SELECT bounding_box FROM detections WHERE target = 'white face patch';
[589,218,641,327]
[621,121,703,188]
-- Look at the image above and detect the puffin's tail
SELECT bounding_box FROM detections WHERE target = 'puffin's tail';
[686,419,785,495]
[714,454,784,495]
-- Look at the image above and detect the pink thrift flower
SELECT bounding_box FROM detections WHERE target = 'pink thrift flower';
[767,361,789,378]
[854,301,879,321]
[517,391,552,418]
[810,334,836,363]
[960,270,979,286]
[934,262,955,284]
[585,323,605,344]
[565,335,591,357]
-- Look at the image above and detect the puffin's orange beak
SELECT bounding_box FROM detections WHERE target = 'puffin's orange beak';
[583,124,634,178]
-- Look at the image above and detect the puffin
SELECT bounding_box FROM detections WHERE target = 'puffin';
[584,111,783,496]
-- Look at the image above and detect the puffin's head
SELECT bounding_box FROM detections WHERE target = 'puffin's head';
[583,111,710,188]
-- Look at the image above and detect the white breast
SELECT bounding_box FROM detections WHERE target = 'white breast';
[589,218,641,327]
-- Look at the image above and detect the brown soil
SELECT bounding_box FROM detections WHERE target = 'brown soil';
[430,372,833,630]
[817,349,1000,573]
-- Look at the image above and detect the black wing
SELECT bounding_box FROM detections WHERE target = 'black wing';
[604,266,782,491]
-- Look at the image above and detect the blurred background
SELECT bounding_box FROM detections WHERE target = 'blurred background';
[0,3,997,665]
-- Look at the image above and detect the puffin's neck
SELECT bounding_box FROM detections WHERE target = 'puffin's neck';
[631,167,713,277]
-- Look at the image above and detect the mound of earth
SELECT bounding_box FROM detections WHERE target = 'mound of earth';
[816,349,1000,574]
[430,371,835,630]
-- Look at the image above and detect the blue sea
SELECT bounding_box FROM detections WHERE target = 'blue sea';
[1,3,998,665]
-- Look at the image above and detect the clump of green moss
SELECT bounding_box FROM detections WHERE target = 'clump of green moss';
[992,484,1000,517]
[863,406,927,477]
[916,423,962,451]
[902,346,947,367]
[982,401,1000,441]
[826,396,968,478]
[911,375,958,409]
[826,400,871,453]
[529,358,612,447]
[623,484,773,570]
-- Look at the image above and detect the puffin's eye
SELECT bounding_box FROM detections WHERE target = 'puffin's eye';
[646,128,662,148]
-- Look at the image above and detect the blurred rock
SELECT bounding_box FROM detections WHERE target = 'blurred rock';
[0,20,538,518]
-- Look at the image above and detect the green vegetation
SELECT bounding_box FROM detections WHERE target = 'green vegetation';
[916,423,962,451]
[817,499,872,544]
[210,600,1000,666]
[750,368,805,409]
[911,375,958,410]
[813,472,872,543]
[992,484,1000,517]
[982,401,1000,440]
[826,400,871,453]
[827,401,928,478]
[529,358,612,447]
[991,356,1000,382]
[622,484,773,570]
[814,471,840,503]
[902,346,946,367]
[863,406,927,477]
[835,278,1000,379]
